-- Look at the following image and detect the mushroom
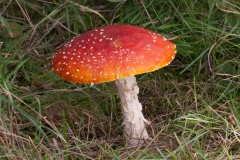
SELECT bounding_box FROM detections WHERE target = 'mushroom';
[52,24,176,147]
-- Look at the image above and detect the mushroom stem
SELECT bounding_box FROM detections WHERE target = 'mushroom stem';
[115,76,150,147]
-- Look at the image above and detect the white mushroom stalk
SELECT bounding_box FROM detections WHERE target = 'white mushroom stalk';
[115,76,150,147]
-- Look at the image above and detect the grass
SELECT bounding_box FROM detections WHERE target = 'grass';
[0,0,239,159]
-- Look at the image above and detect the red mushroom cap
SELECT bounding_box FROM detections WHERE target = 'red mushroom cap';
[52,24,176,84]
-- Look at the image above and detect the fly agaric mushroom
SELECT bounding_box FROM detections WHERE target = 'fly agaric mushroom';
[52,24,176,147]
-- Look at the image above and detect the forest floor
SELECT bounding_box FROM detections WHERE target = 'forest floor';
[0,0,239,159]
